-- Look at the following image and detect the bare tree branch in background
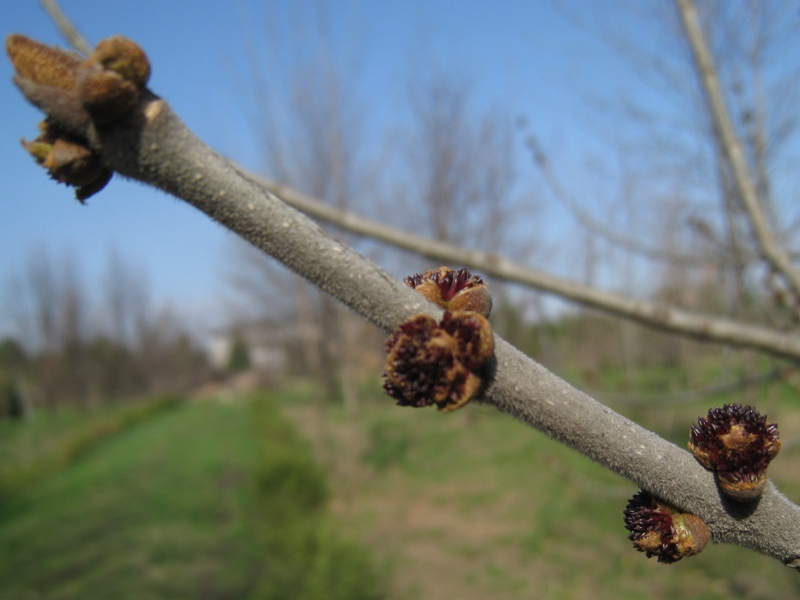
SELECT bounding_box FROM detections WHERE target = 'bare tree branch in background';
[522,128,719,268]
[405,75,529,261]
[408,76,477,242]
[236,2,377,409]
[250,173,800,362]
[15,253,78,353]
[542,1,800,335]
[39,0,91,56]
[18,249,61,352]
[3,246,208,407]
[675,0,800,302]
[102,249,150,350]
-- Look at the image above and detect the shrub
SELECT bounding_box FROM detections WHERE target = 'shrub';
[249,394,385,600]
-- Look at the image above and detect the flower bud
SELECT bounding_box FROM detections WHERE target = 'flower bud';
[383,311,494,413]
[21,122,111,202]
[689,403,780,501]
[623,490,709,564]
[90,36,150,89]
[404,267,492,318]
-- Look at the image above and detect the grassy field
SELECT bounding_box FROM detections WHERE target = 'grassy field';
[281,378,800,600]
[0,395,384,599]
[0,395,182,501]
[0,377,798,599]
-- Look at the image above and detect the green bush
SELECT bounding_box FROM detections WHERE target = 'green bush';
[227,336,251,372]
[363,419,412,471]
[249,394,385,600]
[255,454,328,514]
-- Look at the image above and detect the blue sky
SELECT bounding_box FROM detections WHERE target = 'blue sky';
[1,1,613,337]
[6,1,795,341]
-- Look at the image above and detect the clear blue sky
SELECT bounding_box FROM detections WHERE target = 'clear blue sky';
[7,1,785,341]
[1,1,612,337]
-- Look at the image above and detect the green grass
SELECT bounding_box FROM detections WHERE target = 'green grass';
[0,395,386,599]
[0,394,182,500]
[288,383,800,600]
[2,371,798,600]
[248,396,384,600]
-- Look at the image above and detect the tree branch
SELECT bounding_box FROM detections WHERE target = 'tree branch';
[522,131,723,268]
[675,0,800,301]
[8,34,800,572]
[33,0,800,358]
[251,172,800,363]
[39,0,91,57]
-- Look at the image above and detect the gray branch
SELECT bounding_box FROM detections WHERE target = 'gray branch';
[675,0,800,300]
[60,92,800,570]
[250,173,800,363]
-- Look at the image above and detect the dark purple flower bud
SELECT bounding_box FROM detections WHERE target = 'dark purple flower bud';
[623,490,709,564]
[689,403,780,501]
[383,311,493,413]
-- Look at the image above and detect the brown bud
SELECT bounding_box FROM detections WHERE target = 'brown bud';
[623,490,709,564]
[7,35,89,133]
[89,36,150,88]
[45,138,103,184]
[7,34,151,131]
[77,68,140,124]
[383,311,494,413]
[6,34,81,90]
[78,36,150,124]
[405,267,492,318]
[689,403,780,501]
[438,311,495,372]
[21,122,112,202]
[6,35,145,199]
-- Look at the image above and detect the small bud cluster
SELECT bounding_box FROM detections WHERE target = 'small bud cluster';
[383,311,493,413]
[623,490,709,564]
[623,403,784,564]
[689,403,780,501]
[384,267,494,413]
[7,34,151,201]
